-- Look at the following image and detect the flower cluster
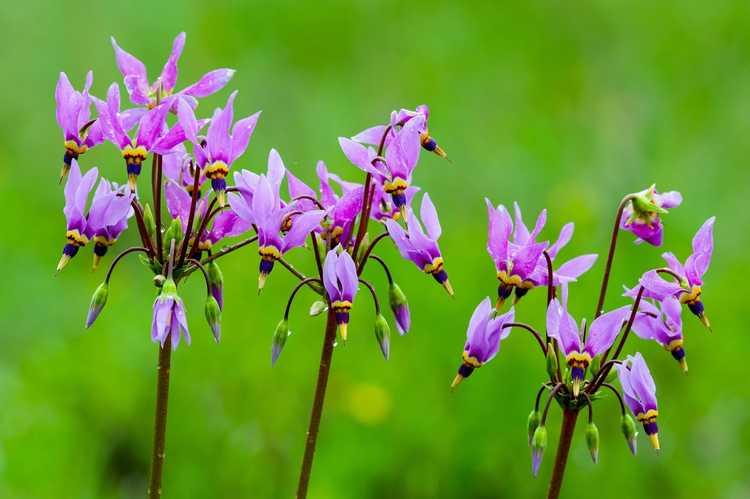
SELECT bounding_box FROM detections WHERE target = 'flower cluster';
[55,32,455,498]
[452,188,715,490]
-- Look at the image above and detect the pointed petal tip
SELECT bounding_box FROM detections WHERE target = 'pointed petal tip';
[442,279,454,297]
[699,313,711,331]
[128,173,138,191]
[59,164,70,184]
[679,358,688,373]
[649,433,661,452]
[339,323,348,342]
[56,254,71,273]
[450,374,464,389]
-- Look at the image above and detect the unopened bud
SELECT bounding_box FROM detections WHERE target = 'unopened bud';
[204,296,221,342]
[527,410,540,446]
[271,319,290,366]
[621,414,638,456]
[531,425,548,476]
[546,344,558,379]
[163,218,183,257]
[374,314,391,360]
[85,282,109,328]
[143,203,156,240]
[586,422,600,463]
[355,232,370,263]
[309,300,328,317]
[631,188,667,217]
[389,282,411,335]
[207,261,224,310]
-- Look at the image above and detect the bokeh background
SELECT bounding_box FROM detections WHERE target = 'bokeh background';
[1,1,749,498]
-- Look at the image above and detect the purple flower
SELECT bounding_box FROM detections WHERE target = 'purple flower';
[617,353,661,451]
[389,282,411,335]
[340,115,423,213]
[352,104,448,159]
[151,278,190,349]
[178,93,260,206]
[384,193,452,295]
[547,287,631,396]
[55,71,104,181]
[486,200,596,306]
[633,217,715,328]
[58,160,98,271]
[620,185,682,246]
[95,83,184,189]
[85,178,134,269]
[632,296,687,371]
[322,248,359,341]
[112,32,234,109]
[452,297,515,387]
[229,150,325,289]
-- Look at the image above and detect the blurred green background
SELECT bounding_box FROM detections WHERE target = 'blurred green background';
[1,1,749,498]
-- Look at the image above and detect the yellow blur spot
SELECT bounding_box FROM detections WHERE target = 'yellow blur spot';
[346,382,391,426]
[649,433,661,452]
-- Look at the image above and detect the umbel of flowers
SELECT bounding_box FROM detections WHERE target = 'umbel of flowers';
[452,189,714,499]
[55,32,452,499]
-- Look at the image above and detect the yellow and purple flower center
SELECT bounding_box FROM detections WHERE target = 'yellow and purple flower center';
[383,177,409,209]
[566,352,592,381]
[456,351,482,379]
[258,245,281,271]
[424,256,449,285]
[122,145,149,188]
[636,409,659,435]
[419,130,447,158]
[496,270,534,305]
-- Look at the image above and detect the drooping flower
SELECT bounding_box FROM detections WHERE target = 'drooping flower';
[229,149,325,289]
[451,297,515,387]
[85,178,134,269]
[151,277,190,349]
[616,353,661,451]
[178,93,260,206]
[547,288,631,396]
[322,248,359,341]
[55,71,104,182]
[632,296,687,372]
[486,200,596,307]
[340,115,423,213]
[388,282,411,335]
[620,185,682,246]
[112,32,234,109]
[351,104,448,159]
[632,217,715,329]
[384,193,452,294]
[58,160,98,271]
[95,83,184,189]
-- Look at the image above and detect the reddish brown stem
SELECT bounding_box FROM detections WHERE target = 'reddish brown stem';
[148,341,172,499]
[546,409,579,499]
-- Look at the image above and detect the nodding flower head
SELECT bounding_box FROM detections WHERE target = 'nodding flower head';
[85,178,134,269]
[547,287,631,397]
[58,160,99,272]
[633,216,715,329]
[621,185,682,246]
[451,297,515,388]
[617,353,661,451]
[633,296,687,372]
[178,92,260,206]
[55,71,104,182]
[151,277,190,349]
[111,32,235,109]
[95,83,185,189]
[228,150,324,290]
[385,193,452,295]
[322,247,359,341]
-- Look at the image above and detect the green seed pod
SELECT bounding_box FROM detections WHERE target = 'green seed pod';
[163,218,183,259]
[586,422,600,463]
[309,300,328,317]
[527,410,541,446]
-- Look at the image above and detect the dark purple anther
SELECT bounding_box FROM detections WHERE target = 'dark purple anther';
[514,286,530,303]
[63,243,79,257]
[259,258,275,276]
[126,163,142,176]
[64,150,77,167]
[497,283,513,302]
[458,363,474,378]
[687,300,704,317]
[571,366,585,381]
[391,191,406,210]
[335,311,350,325]
[422,137,437,152]
[432,268,449,284]
[670,346,686,362]
[211,177,226,193]
[93,242,108,258]
[643,421,659,436]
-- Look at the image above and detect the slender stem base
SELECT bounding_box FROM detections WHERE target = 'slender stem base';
[547,409,579,499]
[295,310,338,499]
[148,342,172,499]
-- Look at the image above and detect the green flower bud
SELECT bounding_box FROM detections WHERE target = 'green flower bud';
[207,261,224,309]
[271,319,290,366]
[374,314,391,360]
[161,276,178,296]
[586,422,600,463]
[355,232,370,263]
[546,344,558,379]
[388,282,410,334]
[163,218,183,259]
[309,300,328,317]
[531,425,548,476]
[590,355,602,378]
[621,414,638,455]
[631,190,668,217]
[204,295,221,342]
[527,410,541,446]
[143,203,156,240]
[605,368,618,384]
[85,282,109,329]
